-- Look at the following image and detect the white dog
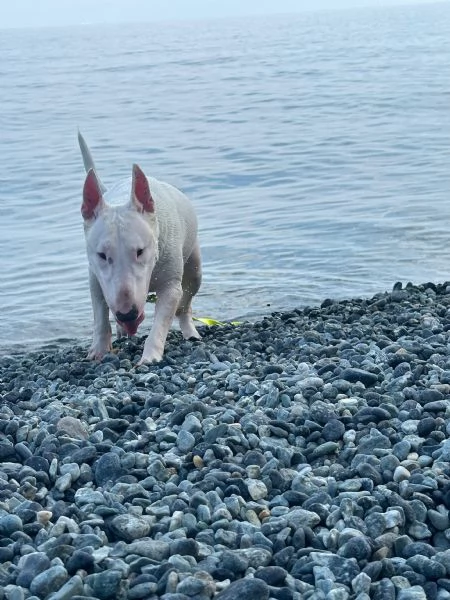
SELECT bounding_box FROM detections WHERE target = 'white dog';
[78,133,202,364]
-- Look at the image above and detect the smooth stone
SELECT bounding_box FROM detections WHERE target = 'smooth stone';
[406,556,446,579]
[94,453,125,486]
[358,430,391,454]
[310,553,360,585]
[428,510,449,531]
[66,550,95,575]
[46,575,84,600]
[394,466,411,482]
[246,479,268,501]
[286,509,321,529]
[254,566,288,586]
[109,514,153,542]
[3,586,25,600]
[59,463,81,481]
[372,578,395,600]
[74,489,105,505]
[169,539,200,559]
[0,547,14,562]
[322,419,345,441]
[182,414,202,434]
[128,582,158,598]
[176,576,209,596]
[219,550,248,573]
[176,430,196,453]
[85,570,123,599]
[126,540,170,561]
[0,515,23,536]
[55,473,73,492]
[352,572,371,594]
[397,587,427,600]
[393,440,411,461]
[56,417,89,439]
[17,552,51,587]
[340,368,378,387]
[29,566,68,598]
[338,537,372,561]
[215,577,270,600]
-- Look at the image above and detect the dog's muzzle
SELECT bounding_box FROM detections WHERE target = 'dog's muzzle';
[115,308,145,336]
[116,307,139,322]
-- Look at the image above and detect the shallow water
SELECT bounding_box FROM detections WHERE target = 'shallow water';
[1,3,450,350]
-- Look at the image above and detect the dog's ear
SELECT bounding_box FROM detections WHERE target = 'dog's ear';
[82,169,104,220]
[131,164,155,214]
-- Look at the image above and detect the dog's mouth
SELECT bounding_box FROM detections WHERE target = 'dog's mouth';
[116,312,145,336]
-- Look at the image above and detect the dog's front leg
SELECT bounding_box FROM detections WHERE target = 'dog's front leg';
[139,281,182,364]
[87,271,112,360]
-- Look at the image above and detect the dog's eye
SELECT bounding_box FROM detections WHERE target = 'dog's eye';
[98,252,107,260]
[136,248,144,258]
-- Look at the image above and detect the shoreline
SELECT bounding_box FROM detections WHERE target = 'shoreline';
[1,281,450,599]
[0,280,445,360]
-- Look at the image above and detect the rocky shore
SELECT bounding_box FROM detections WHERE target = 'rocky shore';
[1,281,450,600]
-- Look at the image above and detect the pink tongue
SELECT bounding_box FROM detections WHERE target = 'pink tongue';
[118,313,144,336]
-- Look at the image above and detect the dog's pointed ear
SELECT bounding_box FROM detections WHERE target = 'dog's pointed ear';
[131,164,155,214]
[82,169,104,221]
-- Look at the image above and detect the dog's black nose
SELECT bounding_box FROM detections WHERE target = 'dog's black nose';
[116,307,139,322]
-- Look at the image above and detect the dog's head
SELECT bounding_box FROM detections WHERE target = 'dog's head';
[81,165,159,335]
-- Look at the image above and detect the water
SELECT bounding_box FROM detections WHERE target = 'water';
[1,3,450,351]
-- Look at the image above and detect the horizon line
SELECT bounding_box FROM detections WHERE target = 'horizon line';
[0,0,448,32]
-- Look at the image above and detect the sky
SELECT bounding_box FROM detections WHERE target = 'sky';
[0,0,446,28]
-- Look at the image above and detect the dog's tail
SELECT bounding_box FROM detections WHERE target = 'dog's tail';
[78,130,106,193]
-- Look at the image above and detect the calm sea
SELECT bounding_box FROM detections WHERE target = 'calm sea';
[1,3,450,351]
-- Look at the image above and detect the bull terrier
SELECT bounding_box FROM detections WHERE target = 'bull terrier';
[78,132,202,364]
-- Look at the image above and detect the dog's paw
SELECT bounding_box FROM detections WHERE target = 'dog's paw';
[178,316,201,340]
[87,348,109,361]
[137,351,163,366]
[138,337,165,366]
[87,338,112,360]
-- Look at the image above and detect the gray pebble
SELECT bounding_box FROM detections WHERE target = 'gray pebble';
[85,569,123,600]
[397,586,427,600]
[322,419,345,441]
[16,552,51,587]
[29,566,68,598]
[177,430,196,453]
[0,514,23,537]
[45,575,84,600]
[215,577,270,600]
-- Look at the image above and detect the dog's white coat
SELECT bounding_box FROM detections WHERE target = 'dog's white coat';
[79,133,201,364]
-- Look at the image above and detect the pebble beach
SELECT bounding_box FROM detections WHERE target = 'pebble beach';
[1,281,450,600]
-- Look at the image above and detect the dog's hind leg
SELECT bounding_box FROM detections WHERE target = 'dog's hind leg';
[176,241,202,340]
